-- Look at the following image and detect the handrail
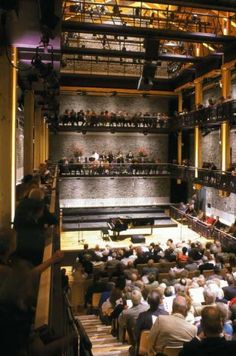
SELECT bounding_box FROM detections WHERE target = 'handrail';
[174,99,236,129]
[58,162,236,193]
[34,166,58,330]
[169,205,236,249]
[34,230,53,329]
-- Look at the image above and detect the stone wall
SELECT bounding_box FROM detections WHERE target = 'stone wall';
[60,94,170,115]
[230,129,236,164]
[49,132,169,162]
[205,187,236,225]
[203,85,221,106]
[202,130,221,168]
[59,177,170,207]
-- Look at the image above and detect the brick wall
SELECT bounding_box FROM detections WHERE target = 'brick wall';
[59,94,170,115]
[59,177,170,207]
[49,132,169,162]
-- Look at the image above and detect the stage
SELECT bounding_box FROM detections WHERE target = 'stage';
[60,221,205,251]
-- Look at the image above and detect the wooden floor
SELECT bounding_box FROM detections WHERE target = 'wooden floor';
[60,221,203,251]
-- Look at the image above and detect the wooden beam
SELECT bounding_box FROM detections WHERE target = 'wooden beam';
[60,86,177,96]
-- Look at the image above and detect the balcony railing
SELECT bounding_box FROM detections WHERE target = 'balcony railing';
[170,164,236,194]
[170,205,236,252]
[34,166,79,355]
[174,99,236,129]
[59,162,170,177]
[58,162,236,194]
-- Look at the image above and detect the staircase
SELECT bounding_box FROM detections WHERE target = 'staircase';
[76,314,130,356]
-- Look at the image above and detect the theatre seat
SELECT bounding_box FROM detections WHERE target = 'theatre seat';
[139,330,150,355]
[163,346,183,356]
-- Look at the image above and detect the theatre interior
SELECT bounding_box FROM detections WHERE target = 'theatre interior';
[2,1,236,355]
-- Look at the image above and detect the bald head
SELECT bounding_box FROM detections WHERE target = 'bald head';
[201,306,223,337]
[172,295,188,317]
[131,289,142,306]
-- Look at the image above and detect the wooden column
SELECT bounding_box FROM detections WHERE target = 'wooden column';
[24,90,34,175]
[177,91,183,166]
[221,121,230,172]
[34,107,42,170]
[194,79,203,107]
[45,123,49,161]
[194,79,202,177]
[221,66,231,172]
[40,118,46,164]
[221,66,231,100]
[0,47,17,227]
[219,66,231,197]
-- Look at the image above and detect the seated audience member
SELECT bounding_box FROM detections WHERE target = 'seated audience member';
[223,274,236,300]
[85,273,108,307]
[185,204,197,216]
[199,255,215,274]
[179,306,236,356]
[185,257,198,271]
[205,214,216,226]
[177,247,188,263]
[142,259,159,278]
[135,290,168,352]
[148,295,197,356]
[118,289,149,342]
[14,189,57,266]
[144,273,159,293]
[188,243,203,261]
[194,288,217,316]
[179,202,187,212]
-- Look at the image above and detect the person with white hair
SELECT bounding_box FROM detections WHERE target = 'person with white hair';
[118,289,148,342]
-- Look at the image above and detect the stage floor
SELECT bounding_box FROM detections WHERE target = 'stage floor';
[60,221,207,251]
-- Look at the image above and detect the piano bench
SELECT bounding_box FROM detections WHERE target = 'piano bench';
[101,228,110,241]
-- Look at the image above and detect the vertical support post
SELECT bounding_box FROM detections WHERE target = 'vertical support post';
[221,66,231,100]
[0,47,17,227]
[34,107,41,170]
[40,117,46,164]
[45,123,49,161]
[221,121,230,172]
[24,90,34,175]
[221,65,231,172]
[177,91,183,183]
[194,79,202,177]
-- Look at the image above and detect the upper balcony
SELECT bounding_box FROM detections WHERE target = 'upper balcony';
[174,99,236,130]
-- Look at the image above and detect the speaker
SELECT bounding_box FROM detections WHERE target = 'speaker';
[144,38,160,60]
[131,235,146,244]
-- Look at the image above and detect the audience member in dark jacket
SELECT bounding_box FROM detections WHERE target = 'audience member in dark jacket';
[179,306,236,356]
[135,290,168,350]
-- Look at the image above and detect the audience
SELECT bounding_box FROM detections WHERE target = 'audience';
[148,295,197,355]
[59,109,170,128]
[179,306,236,356]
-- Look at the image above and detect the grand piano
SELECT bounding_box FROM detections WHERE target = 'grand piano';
[107,216,154,238]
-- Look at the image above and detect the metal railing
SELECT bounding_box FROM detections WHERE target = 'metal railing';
[58,162,236,194]
[170,205,236,251]
[174,100,236,129]
[59,162,170,177]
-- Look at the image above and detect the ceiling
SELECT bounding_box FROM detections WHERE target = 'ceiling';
[60,0,236,93]
[2,0,236,102]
